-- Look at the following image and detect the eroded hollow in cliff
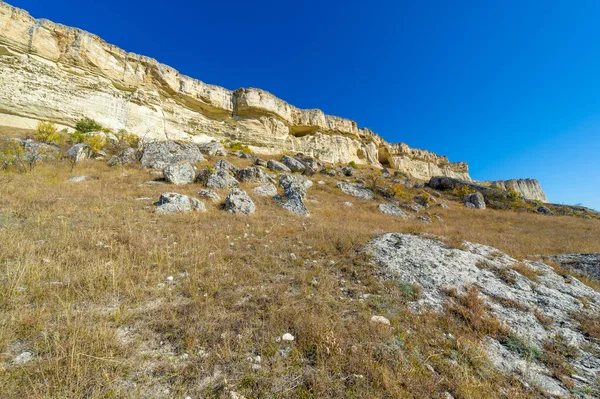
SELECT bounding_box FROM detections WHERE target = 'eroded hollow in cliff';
[378,146,391,167]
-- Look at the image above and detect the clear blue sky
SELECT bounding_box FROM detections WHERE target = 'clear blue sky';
[9,0,600,209]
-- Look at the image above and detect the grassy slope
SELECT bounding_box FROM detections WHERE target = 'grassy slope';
[0,154,599,398]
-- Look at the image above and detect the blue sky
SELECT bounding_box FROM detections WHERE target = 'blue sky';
[9,0,600,209]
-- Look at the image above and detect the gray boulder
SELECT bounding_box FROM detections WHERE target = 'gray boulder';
[163,162,196,185]
[224,189,255,214]
[464,192,486,209]
[341,166,354,177]
[107,147,138,167]
[267,160,291,173]
[280,155,306,173]
[67,143,92,162]
[155,193,206,214]
[197,168,240,189]
[197,141,225,156]
[252,183,278,197]
[237,167,273,183]
[276,186,309,216]
[140,141,204,169]
[364,234,600,398]
[18,139,60,163]
[536,206,552,215]
[378,203,408,218]
[279,174,313,191]
[214,159,239,174]
[336,181,374,200]
[198,189,221,203]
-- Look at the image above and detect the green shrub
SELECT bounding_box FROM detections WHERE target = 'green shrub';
[451,185,476,199]
[116,129,140,148]
[348,161,358,169]
[229,142,253,154]
[75,117,103,133]
[69,131,87,144]
[35,121,64,145]
[83,135,107,153]
[0,140,25,171]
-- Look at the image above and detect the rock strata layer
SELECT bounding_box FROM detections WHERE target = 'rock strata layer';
[0,1,469,181]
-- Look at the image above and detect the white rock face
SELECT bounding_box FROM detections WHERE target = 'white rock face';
[0,2,470,181]
[364,233,600,398]
[490,179,548,202]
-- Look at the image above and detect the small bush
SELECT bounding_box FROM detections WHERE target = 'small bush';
[451,185,476,199]
[116,129,140,148]
[75,117,103,133]
[83,135,106,153]
[348,161,358,169]
[0,140,25,171]
[35,121,64,145]
[69,131,87,144]
[229,142,253,154]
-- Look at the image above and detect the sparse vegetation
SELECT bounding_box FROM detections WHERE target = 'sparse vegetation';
[348,161,357,169]
[0,139,25,171]
[74,117,103,133]
[35,121,64,145]
[229,142,253,154]
[0,131,599,397]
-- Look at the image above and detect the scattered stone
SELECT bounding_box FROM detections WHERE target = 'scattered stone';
[464,192,486,209]
[344,202,353,207]
[198,189,221,202]
[197,141,224,156]
[198,168,240,189]
[163,162,196,185]
[68,175,89,183]
[317,181,326,185]
[140,141,204,169]
[281,333,295,342]
[336,181,374,200]
[155,193,206,214]
[17,139,60,163]
[254,158,268,167]
[224,189,255,214]
[417,216,432,224]
[279,174,313,191]
[536,206,552,215]
[370,315,391,326]
[237,167,272,183]
[280,155,306,173]
[341,166,354,176]
[14,351,34,364]
[252,183,277,197]
[66,143,92,162]
[380,168,390,178]
[267,159,291,173]
[439,201,449,209]
[378,203,408,218]
[107,147,138,166]
[214,159,240,174]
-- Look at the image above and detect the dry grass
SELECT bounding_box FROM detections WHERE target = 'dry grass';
[0,155,598,398]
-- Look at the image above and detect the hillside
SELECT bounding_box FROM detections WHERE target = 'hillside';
[0,126,599,398]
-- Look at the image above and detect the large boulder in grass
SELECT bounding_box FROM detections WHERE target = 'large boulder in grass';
[67,143,92,162]
[140,141,204,169]
[214,159,239,174]
[163,162,196,185]
[378,203,408,218]
[275,184,309,216]
[197,141,225,156]
[224,189,255,214]
[279,174,313,191]
[267,160,291,173]
[464,192,486,209]
[336,181,374,200]
[237,167,273,183]
[252,183,278,197]
[280,155,306,173]
[107,147,138,166]
[198,168,240,189]
[155,193,206,214]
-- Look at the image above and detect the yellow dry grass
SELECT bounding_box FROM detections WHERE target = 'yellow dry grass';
[0,156,598,398]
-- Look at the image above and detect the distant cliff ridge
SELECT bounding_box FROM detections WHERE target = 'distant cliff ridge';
[490,179,548,202]
[0,0,471,181]
[0,0,547,203]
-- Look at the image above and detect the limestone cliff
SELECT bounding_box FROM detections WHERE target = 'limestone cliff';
[490,179,548,203]
[0,0,471,180]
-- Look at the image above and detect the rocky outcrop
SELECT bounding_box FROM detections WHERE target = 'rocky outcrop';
[490,179,548,202]
[365,234,600,398]
[0,1,468,181]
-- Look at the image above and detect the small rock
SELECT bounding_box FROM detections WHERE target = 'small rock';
[370,315,391,326]
[280,155,306,173]
[252,183,278,197]
[198,189,221,202]
[224,189,255,214]
[464,192,486,209]
[337,181,374,200]
[155,193,206,214]
[267,159,291,173]
[344,202,353,207]
[14,351,34,364]
[282,333,295,342]
[163,162,196,185]
[68,175,89,182]
[378,203,407,218]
